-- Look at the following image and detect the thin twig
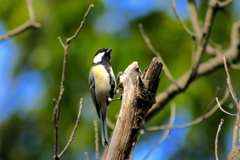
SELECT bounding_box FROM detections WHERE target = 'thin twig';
[223,53,240,151]
[216,97,236,116]
[187,0,201,39]
[94,120,99,160]
[145,16,240,124]
[223,54,239,107]
[230,64,240,69]
[190,0,218,80]
[215,118,224,160]
[172,0,194,36]
[143,104,175,160]
[147,88,229,130]
[218,0,233,7]
[53,4,94,160]
[0,0,40,41]
[58,98,84,158]
[231,100,240,152]
[26,0,35,21]
[139,23,177,86]
[58,37,66,49]
[66,4,94,43]
[187,0,218,56]
[84,152,89,160]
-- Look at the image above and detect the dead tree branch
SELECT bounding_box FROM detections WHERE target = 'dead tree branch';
[58,98,83,158]
[216,97,236,116]
[145,14,240,122]
[223,52,240,159]
[215,118,224,160]
[223,55,239,107]
[102,58,163,160]
[187,0,217,56]
[146,88,229,130]
[172,0,194,36]
[53,4,94,160]
[0,0,41,41]
[139,23,177,85]
[94,120,99,160]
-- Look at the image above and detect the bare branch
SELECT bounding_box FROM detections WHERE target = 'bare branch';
[172,0,194,36]
[215,118,224,160]
[0,0,41,41]
[187,0,217,56]
[144,104,175,159]
[223,54,239,107]
[139,23,177,85]
[218,0,233,7]
[58,37,66,49]
[26,0,36,21]
[145,19,240,122]
[216,97,236,116]
[94,120,99,160]
[147,88,229,130]
[191,0,219,76]
[66,4,94,44]
[53,4,94,160]
[227,103,240,160]
[230,64,240,69]
[102,58,163,160]
[221,47,240,157]
[187,0,201,39]
[84,152,89,160]
[58,98,83,158]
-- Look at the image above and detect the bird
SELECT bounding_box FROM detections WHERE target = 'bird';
[89,48,117,147]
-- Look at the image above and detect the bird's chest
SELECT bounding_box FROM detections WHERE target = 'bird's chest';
[92,65,111,95]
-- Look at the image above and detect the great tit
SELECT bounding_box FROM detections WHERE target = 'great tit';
[89,48,117,147]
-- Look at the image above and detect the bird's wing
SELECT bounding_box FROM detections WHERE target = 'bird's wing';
[89,70,101,118]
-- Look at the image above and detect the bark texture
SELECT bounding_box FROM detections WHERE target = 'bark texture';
[102,57,163,160]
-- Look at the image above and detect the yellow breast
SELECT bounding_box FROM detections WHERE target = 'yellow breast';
[91,65,111,107]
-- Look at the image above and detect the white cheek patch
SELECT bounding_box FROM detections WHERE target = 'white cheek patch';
[93,52,104,63]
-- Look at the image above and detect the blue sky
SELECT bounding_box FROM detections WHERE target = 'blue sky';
[95,0,189,35]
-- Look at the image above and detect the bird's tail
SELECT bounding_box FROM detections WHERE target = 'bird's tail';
[100,111,109,147]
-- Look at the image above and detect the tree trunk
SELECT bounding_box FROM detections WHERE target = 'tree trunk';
[102,57,163,160]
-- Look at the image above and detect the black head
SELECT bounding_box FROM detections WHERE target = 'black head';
[93,48,112,64]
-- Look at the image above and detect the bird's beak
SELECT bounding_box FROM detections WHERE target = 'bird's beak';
[107,48,112,53]
[105,48,112,58]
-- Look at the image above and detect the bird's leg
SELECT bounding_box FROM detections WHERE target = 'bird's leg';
[108,97,121,102]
